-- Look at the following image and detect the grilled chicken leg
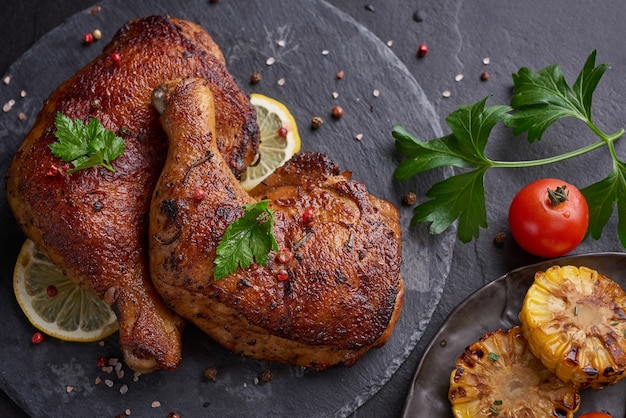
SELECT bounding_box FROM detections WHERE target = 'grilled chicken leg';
[149,78,404,369]
[6,16,258,373]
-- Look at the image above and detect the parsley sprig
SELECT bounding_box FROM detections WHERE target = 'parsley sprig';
[214,200,279,280]
[393,50,626,246]
[49,112,125,173]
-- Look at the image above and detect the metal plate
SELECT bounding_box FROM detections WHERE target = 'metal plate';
[403,253,626,418]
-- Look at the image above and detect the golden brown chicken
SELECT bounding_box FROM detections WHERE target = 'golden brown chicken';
[149,78,404,369]
[6,16,258,373]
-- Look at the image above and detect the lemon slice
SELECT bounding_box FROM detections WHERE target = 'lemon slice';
[13,239,118,342]
[240,93,301,190]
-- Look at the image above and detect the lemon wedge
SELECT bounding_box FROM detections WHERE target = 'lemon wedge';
[240,93,301,190]
[13,239,118,342]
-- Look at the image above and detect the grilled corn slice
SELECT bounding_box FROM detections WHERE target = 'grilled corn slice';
[519,265,626,389]
[448,326,580,417]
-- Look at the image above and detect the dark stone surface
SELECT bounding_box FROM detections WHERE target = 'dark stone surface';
[2,0,626,417]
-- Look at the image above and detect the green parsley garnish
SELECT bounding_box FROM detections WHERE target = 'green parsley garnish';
[487,352,500,362]
[49,112,125,174]
[493,400,503,406]
[393,50,626,246]
[213,200,278,280]
[489,406,500,415]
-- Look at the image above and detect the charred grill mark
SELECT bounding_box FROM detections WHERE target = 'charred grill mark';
[160,199,179,221]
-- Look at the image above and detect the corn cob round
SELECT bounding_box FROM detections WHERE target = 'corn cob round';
[448,326,580,417]
[520,265,626,389]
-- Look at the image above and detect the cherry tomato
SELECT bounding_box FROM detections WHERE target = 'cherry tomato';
[578,413,613,418]
[508,178,589,258]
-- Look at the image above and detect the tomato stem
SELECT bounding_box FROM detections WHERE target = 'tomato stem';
[547,185,569,206]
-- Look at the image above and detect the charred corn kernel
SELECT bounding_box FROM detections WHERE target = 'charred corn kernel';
[520,265,626,389]
[449,326,580,418]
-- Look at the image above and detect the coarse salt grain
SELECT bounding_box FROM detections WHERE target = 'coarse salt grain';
[18,112,26,120]
[355,133,364,141]
[322,50,329,56]
[108,358,119,366]
[277,78,285,86]
[66,386,74,393]
[95,377,102,384]
[98,341,105,346]
[332,91,339,99]
[483,57,491,65]
[120,384,128,394]
[117,370,125,379]
[373,89,380,97]
[387,40,393,47]
[20,90,26,97]
[105,379,114,387]
[266,57,275,66]
[151,401,161,408]
[3,76,10,85]
[455,74,464,82]
[3,99,15,112]
[442,90,451,98]
[277,39,286,47]
[125,409,131,415]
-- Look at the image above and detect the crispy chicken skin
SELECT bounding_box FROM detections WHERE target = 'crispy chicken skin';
[149,78,404,369]
[6,16,258,373]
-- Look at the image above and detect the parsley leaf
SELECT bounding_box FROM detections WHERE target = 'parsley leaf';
[393,97,511,241]
[49,112,125,173]
[508,50,609,142]
[213,200,279,280]
[394,50,626,246]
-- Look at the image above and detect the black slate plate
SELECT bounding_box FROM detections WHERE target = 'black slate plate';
[403,253,626,418]
[0,1,456,417]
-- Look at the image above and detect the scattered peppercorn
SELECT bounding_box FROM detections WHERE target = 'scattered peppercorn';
[96,356,108,368]
[46,285,58,298]
[413,10,426,22]
[331,105,344,119]
[193,188,206,201]
[402,192,417,206]
[31,332,44,344]
[258,369,273,383]
[493,231,506,247]
[311,116,323,129]
[336,70,344,80]
[110,53,121,63]
[417,43,428,58]
[277,127,288,138]
[250,71,261,84]
[90,99,102,109]
[167,413,181,418]
[364,4,375,12]
[277,270,289,281]
[480,71,490,81]
[203,366,217,381]
[302,207,315,224]
[83,32,94,45]
[92,29,102,40]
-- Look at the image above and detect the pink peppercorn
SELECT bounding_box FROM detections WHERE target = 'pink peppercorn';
[31,332,44,344]
[417,43,428,58]
[110,53,121,63]
[277,127,288,138]
[302,207,315,224]
[277,270,289,281]
[83,32,94,45]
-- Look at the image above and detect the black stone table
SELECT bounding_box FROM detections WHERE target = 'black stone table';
[2,1,625,417]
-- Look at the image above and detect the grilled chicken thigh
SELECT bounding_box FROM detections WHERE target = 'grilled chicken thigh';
[6,16,258,373]
[149,78,404,369]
